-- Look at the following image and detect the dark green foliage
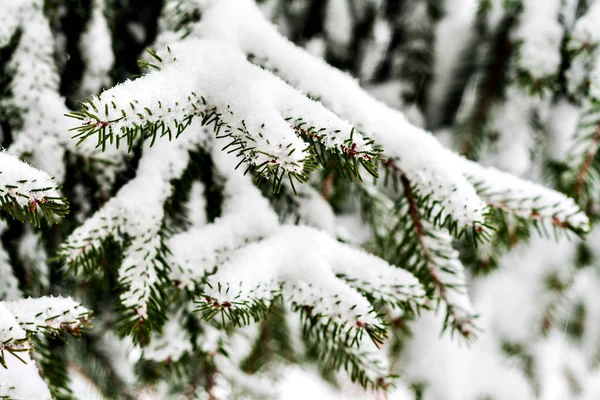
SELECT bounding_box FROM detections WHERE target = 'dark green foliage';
[0,191,69,227]
[453,10,519,160]
[240,301,297,374]
[0,337,29,370]
[358,181,479,339]
[304,327,392,390]
[67,336,136,400]
[114,235,172,345]
[32,337,77,400]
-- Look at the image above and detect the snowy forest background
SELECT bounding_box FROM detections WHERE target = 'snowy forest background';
[2,0,600,399]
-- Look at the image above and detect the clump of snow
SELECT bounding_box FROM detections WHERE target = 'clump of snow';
[514,0,562,81]
[324,0,352,56]
[4,295,90,333]
[79,0,114,96]
[401,311,535,400]
[570,2,600,47]
[144,313,192,362]
[0,347,52,400]
[168,144,279,288]
[0,151,63,208]
[480,87,536,177]
[473,235,577,343]
[205,225,424,335]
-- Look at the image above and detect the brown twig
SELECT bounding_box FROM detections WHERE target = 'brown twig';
[574,124,600,196]
[399,173,474,338]
[321,173,334,200]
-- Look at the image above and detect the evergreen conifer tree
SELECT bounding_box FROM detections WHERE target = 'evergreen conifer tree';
[1,0,600,399]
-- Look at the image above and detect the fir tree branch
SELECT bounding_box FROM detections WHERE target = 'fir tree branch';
[59,125,207,341]
[67,39,380,194]
[3,296,92,339]
[196,225,424,383]
[0,0,126,187]
[0,152,69,227]
[167,145,280,288]
[458,157,590,236]
[382,159,491,240]
[0,296,90,375]
[191,0,494,231]
[306,329,391,391]
[399,175,478,339]
[358,178,479,340]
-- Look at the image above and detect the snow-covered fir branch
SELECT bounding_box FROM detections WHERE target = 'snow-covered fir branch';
[68,38,380,191]
[0,296,89,399]
[59,121,207,338]
[0,152,68,226]
[4,0,600,398]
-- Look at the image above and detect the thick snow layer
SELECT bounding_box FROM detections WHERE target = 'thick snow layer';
[0,348,52,400]
[168,144,280,287]
[206,225,424,334]
[192,0,488,229]
[514,0,562,80]
[84,38,374,178]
